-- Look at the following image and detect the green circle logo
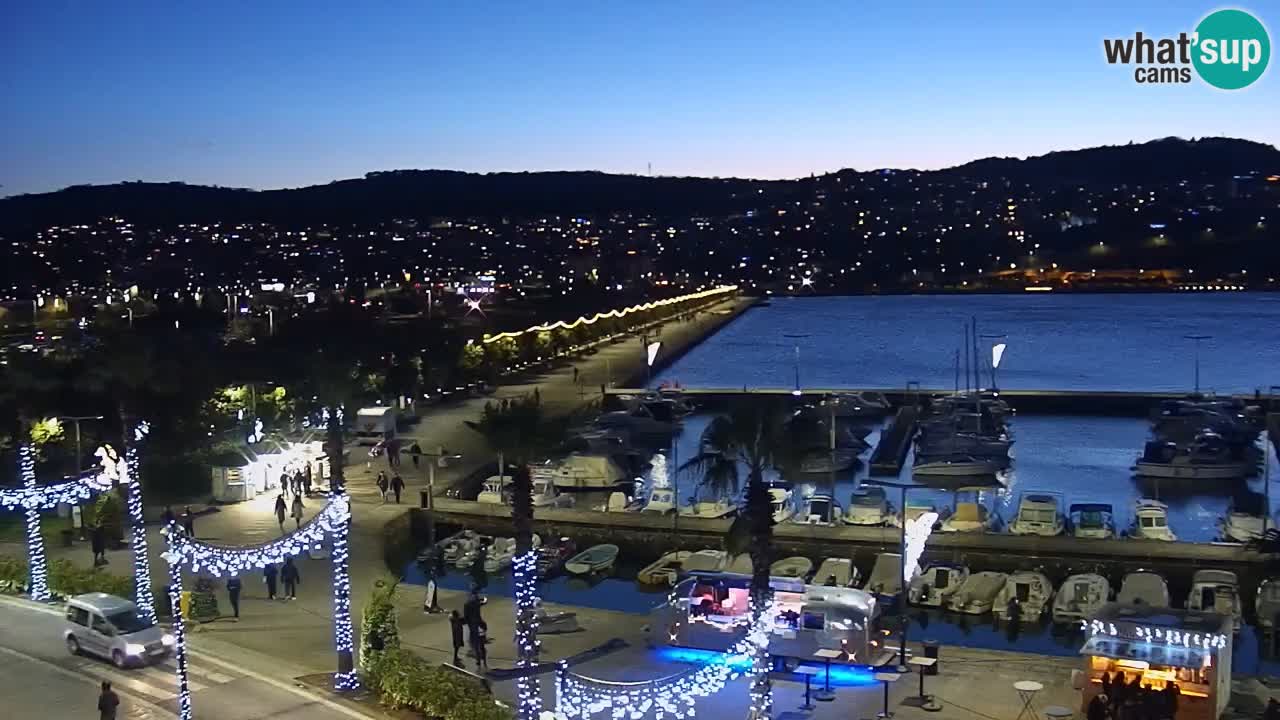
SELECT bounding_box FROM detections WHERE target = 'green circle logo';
[1192,9,1270,89]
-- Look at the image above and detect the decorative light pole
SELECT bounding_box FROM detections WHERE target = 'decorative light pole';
[1184,334,1212,394]
[20,444,50,602]
[782,334,809,396]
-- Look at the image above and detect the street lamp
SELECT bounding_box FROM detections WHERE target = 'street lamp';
[782,334,809,396]
[1184,334,1212,394]
[869,479,938,673]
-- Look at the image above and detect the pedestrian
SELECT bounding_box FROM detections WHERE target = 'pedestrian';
[282,557,300,599]
[449,610,465,665]
[410,441,422,470]
[1086,693,1108,720]
[386,441,396,470]
[474,625,488,671]
[376,473,389,503]
[293,470,304,496]
[91,523,107,566]
[391,474,405,504]
[98,680,119,720]
[279,471,291,497]
[304,462,313,495]
[182,506,195,537]
[227,576,242,620]
[264,563,279,600]
[291,493,305,529]
[274,494,287,533]
[161,505,176,526]
[1163,682,1180,718]
[573,366,579,383]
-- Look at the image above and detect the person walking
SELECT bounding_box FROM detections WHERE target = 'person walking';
[282,557,300,599]
[293,470,304,497]
[264,563,279,600]
[376,473,389,503]
[573,366,579,384]
[391,474,405,504]
[98,680,119,720]
[226,576,242,620]
[303,463,313,495]
[474,625,488,671]
[290,493,305,529]
[449,610,465,665]
[91,523,107,566]
[161,505,175,526]
[410,441,422,470]
[182,506,195,537]
[279,471,291,497]
[274,494,287,533]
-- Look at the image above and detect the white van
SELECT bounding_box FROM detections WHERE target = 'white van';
[64,593,173,668]
[354,406,397,446]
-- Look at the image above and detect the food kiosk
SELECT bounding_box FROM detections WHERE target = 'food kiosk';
[1080,603,1232,719]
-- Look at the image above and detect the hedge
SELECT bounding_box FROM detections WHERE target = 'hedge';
[364,649,512,720]
[0,554,134,598]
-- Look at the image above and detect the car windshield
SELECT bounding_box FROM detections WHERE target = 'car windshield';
[106,610,153,634]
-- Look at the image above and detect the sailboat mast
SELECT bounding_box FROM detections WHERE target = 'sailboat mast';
[963,324,970,394]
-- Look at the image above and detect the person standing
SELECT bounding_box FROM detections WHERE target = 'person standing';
[474,625,488,671]
[226,576,242,620]
[264,563,279,600]
[91,523,107,566]
[161,505,176,526]
[291,493,304,529]
[449,610,465,665]
[391,474,405,504]
[376,473,389,503]
[279,471,291,497]
[274,494,287,533]
[293,470,304,497]
[410,441,422,470]
[98,680,119,720]
[282,557,300,599]
[182,506,195,537]
[303,463,313,495]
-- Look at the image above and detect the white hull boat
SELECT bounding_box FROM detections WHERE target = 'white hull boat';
[940,502,994,533]
[813,558,859,588]
[1052,573,1111,623]
[565,544,620,576]
[532,477,574,508]
[531,453,629,489]
[642,487,677,515]
[1130,500,1177,541]
[1008,493,1064,536]
[638,550,693,586]
[1116,571,1170,608]
[476,476,511,505]
[768,485,795,523]
[679,500,736,518]
[862,553,902,598]
[909,564,969,608]
[844,486,893,526]
[993,571,1054,622]
[792,494,842,526]
[682,549,727,573]
[1186,569,1243,633]
[1258,578,1280,630]
[769,556,814,580]
[1068,503,1115,539]
[484,535,541,574]
[947,571,1008,615]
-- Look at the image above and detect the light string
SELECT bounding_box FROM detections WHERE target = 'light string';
[126,424,157,624]
[483,285,737,343]
[19,445,51,602]
[166,524,193,720]
[514,549,542,719]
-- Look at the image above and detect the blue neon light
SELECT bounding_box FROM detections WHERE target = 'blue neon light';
[654,647,878,687]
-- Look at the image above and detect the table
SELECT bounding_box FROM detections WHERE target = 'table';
[907,657,941,712]
[795,666,821,710]
[1013,680,1045,720]
[874,672,901,719]
[813,648,843,701]
[1042,705,1073,719]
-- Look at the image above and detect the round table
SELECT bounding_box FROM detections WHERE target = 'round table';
[1013,680,1045,720]
[1043,705,1074,719]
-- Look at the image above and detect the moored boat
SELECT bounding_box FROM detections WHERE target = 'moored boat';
[638,550,694,586]
[769,556,814,580]
[565,544,620,576]
[1257,578,1280,630]
[681,549,727,573]
[1051,573,1111,623]
[792,493,842,526]
[946,571,1008,615]
[940,502,994,533]
[844,486,893,526]
[1186,569,1242,633]
[993,570,1054,622]
[909,564,969,608]
[1008,493,1065,536]
[1068,503,1115,539]
[862,552,902,599]
[1129,499,1177,541]
[813,558,859,588]
[1116,570,1170,608]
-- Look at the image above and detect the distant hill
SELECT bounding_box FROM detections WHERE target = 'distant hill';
[2,137,1277,230]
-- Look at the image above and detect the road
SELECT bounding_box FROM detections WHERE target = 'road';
[0,597,373,720]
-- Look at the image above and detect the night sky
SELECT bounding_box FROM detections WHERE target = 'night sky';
[2,1,1276,197]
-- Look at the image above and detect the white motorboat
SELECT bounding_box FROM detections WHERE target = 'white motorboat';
[913,455,1003,478]
[484,535,542,573]
[438,530,483,565]
[768,484,795,523]
[1068,503,1115,539]
[862,552,902,598]
[1116,571,1170,608]
[813,558,860,588]
[595,402,679,436]
[909,564,969,608]
[1052,573,1111,623]
[681,549,727,573]
[1134,439,1251,480]
[940,502,994,533]
[769,556,814,580]
[792,493,842,526]
[993,571,1054,622]
[890,501,946,528]
[1186,569,1243,633]
[1220,494,1270,543]
[532,475,574,508]
[642,486,678,514]
[947,571,1009,615]
[844,486,893,526]
[531,453,629,489]
[638,550,694,586]
[1130,500,1177,541]
[1008,494,1064,536]
[605,491,640,512]
[679,499,737,518]
[1257,578,1280,630]
[724,553,754,575]
[475,475,510,505]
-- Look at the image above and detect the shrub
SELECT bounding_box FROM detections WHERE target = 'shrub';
[359,578,401,673]
[190,576,220,620]
[0,555,134,598]
[364,649,511,720]
[92,491,126,545]
[0,555,28,593]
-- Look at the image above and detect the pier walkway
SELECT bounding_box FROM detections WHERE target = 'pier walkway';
[869,405,918,475]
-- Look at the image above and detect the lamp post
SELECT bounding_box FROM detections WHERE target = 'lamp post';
[58,415,104,534]
[1184,334,1212,394]
[783,334,809,396]
[871,480,916,672]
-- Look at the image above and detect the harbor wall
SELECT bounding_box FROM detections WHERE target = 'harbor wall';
[622,298,757,387]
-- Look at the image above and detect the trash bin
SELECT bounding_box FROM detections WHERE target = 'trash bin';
[923,640,939,675]
[420,489,432,509]
[60,529,75,547]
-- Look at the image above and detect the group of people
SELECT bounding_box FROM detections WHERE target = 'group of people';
[279,464,313,499]
[161,505,197,537]
[1088,672,1181,720]
[375,470,406,503]
[273,491,306,532]
[263,557,302,600]
[448,590,489,670]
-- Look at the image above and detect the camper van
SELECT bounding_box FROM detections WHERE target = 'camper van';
[354,406,397,445]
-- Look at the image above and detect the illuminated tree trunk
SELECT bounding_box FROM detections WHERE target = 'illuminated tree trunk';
[327,406,358,689]
[166,527,194,720]
[745,469,773,720]
[511,466,541,720]
[20,444,50,602]
[125,433,157,624]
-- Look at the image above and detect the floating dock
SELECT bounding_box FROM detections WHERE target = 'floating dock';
[869,405,918,475]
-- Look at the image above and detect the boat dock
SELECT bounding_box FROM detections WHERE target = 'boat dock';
[869,405,918,475]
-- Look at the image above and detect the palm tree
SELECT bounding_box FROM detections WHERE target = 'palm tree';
[510,465,540,720]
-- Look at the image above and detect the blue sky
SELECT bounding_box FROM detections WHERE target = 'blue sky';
[1,1,1276,196]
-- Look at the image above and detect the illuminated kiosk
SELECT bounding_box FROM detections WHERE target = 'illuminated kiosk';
[1080,603,1231,719]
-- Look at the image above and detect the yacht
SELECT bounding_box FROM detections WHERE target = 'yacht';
[1186,569,1242,633]
[1220,494,1271,543]
[1051,573,1111,623]
[792,493,842,526]
[844,486,893,526]
[1068,503,1115,539]
[1008,494,1065,536]
[993,571,1054,622]
[531,453,629,489]
[1116,571,1170,608]
[916,433,1012,459]
[947,571,1009,615]
[813,558,860,588]
[475,476,510,505]
[484,535,542,574]
[594,402,679,436]
[817,391,892,418]
[908,564,969,608]
[767,483,795,523]
[1129,500,1176,541]
[1134,438,1251,480]
[532,475,574,508]
[1257,578,1280,630]
[940,502,994,533]
[862,552,902,599]
[913,455,1005,478]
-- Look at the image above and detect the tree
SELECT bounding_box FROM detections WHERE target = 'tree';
[510,465,540,720]
[464,393,566,480]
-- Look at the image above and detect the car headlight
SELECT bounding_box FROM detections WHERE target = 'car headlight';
[125,643,146,655]
[161,634,176,646]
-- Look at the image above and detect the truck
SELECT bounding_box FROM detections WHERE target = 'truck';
[354,406,397,445]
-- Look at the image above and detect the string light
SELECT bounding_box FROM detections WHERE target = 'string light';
[331,515,358,691]
[166,525,193,720]
[483,286,737,343]
[1085,619,1228,649]
[19,445,50,602]
[514,549,541,720]
[126,424,157,624]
